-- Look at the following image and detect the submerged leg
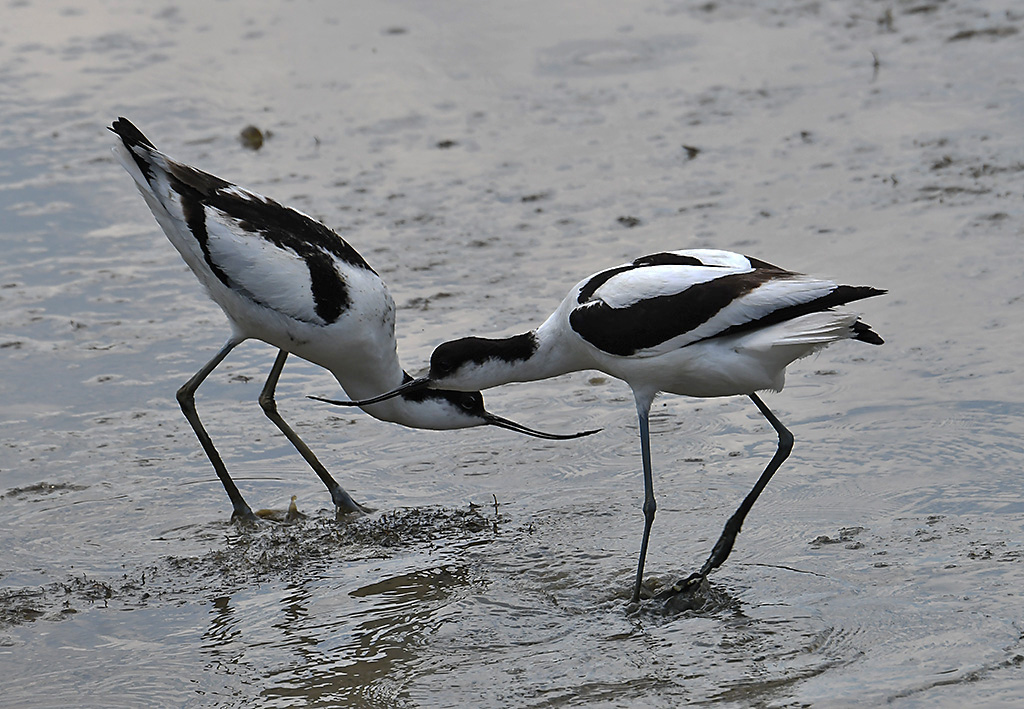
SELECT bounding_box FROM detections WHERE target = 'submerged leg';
[632,395,657,603]
[258,350,372,515]
[660,392,794,597]
[176,338,256,522]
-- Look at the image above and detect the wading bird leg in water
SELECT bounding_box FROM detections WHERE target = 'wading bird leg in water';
[257,349,373,515]
[655,393,794,600]
[175,337,256,522]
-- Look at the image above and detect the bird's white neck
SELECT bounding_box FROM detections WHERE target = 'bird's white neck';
[330,358,406,404]
[324,353,422,426]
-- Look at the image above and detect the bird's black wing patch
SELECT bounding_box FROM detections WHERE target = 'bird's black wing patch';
[695,285,887,345]
[112,118,375,325]
[571,270,782,356]
[109,117,157,182]
[167,162,376,325]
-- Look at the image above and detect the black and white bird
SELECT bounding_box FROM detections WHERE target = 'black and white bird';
[109,117,595,522]
[322,249,885,602]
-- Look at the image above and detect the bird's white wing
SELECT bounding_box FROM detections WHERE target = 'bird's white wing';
[198,200,335,325]
[586,263,739,309]
[680,276,839,346]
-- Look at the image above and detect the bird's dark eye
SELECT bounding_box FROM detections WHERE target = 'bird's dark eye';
[459,392,481,411]
[431,340,466,376]
[432,354,453,376]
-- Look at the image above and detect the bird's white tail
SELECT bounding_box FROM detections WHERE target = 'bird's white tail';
[743,311,862,352]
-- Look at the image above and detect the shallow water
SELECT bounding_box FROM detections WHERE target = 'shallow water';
[2,0,1023,705]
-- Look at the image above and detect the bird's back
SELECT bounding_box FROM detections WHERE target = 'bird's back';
[560,249,884,397]
[110,118,403,383]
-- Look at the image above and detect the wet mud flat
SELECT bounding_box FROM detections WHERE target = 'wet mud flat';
[0,499,496,626]
[4,478,1023,706]
[2,0,1024,706]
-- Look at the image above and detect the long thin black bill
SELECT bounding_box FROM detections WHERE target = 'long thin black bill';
[308,376,430,407]
[308,383,601,440]
[483,413,601,440]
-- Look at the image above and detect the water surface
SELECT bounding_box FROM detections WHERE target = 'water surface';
[2,0,1023,706]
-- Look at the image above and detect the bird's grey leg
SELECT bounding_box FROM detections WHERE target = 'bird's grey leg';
[632,398,657,603]
[176,338,257,522]
[258,349,372,516]
[660,392,794,597]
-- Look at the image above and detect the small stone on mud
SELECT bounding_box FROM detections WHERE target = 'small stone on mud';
[239,125,265,151]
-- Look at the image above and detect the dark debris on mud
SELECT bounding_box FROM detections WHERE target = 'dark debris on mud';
[810,526,867,548]
[0,572,147,628]
[0,504,497,630]
[173,503,500,591]
[190,504,497,583]
[1,481,88,500]
[348,504,498,547]
[633,575,744,620]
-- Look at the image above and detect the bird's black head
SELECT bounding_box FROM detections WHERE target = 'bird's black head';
[429,338,484,379]
[429,333,539,382]
[400,385,485,416]
[308,384,598,440]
